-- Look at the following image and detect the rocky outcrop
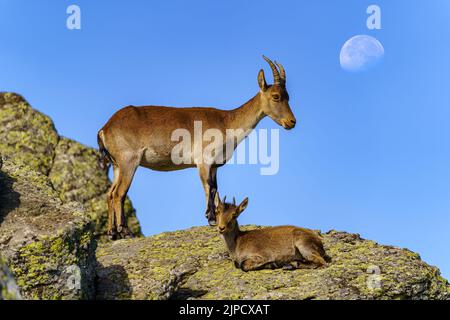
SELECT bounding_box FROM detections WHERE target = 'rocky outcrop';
[0,93,58,175]
[0,92,142,298]
[0,92,141,299]
[0,92,141,238]
[0,158,96,299]
[96,226,450,300]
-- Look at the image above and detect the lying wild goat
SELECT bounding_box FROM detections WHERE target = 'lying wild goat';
[98,56,296,238]
[213,192,329,271]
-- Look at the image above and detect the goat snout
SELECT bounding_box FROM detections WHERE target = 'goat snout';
[281,118,297,130]
[218,226,226,233]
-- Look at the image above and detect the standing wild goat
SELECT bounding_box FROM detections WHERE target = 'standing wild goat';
[213,192,329,271]
[98,56,296,239]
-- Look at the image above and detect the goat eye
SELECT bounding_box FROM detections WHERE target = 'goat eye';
[272,95,280,101]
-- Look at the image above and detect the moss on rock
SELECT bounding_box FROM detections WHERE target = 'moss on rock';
[96,226,450,300]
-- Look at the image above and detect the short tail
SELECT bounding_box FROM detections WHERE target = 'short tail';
[97,130,112,170]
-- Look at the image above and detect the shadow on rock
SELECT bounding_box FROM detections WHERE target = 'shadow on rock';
[170,288,209,300]
[95,264,132,300]
[0,169,20,225]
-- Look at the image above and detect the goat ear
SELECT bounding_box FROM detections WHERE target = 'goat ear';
[214,191,220,208]
[258,69,267,91]
[235,197,249,216]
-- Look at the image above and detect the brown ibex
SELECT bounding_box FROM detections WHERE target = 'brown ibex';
[97,56,296,239]
[213,192,329,271]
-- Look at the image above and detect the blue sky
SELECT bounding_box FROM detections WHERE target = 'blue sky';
[1,1,450,279]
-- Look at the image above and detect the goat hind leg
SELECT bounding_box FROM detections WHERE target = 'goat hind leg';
[107,165,120,239]
[304,254,325,269]
[295,242,326,269]
[112,157,139,239]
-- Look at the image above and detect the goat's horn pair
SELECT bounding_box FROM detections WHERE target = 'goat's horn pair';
[262,55,286,85]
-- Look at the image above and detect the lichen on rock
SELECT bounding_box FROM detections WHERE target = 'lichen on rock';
[0,92,143,299]
[96,226,450,300]
[0,158,97,299]
[49,137,110,203]
[0,92,59,175]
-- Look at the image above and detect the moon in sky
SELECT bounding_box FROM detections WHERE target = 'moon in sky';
[340,35,385,72]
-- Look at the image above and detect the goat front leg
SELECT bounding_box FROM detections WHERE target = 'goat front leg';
[240,256,267,272]
[198,164,217,226]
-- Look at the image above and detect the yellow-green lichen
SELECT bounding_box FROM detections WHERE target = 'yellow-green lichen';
[0,92,59,174]
[8,224,96,300]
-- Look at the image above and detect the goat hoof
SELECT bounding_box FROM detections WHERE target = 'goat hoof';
[107,230,118,241]
[119,228,133,239]
[206,210,217,226]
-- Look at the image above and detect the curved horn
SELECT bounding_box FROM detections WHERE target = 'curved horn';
[223,196,227,204]
[233,197,236,205]
[275,61,286,83]
[262,55,281,85]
